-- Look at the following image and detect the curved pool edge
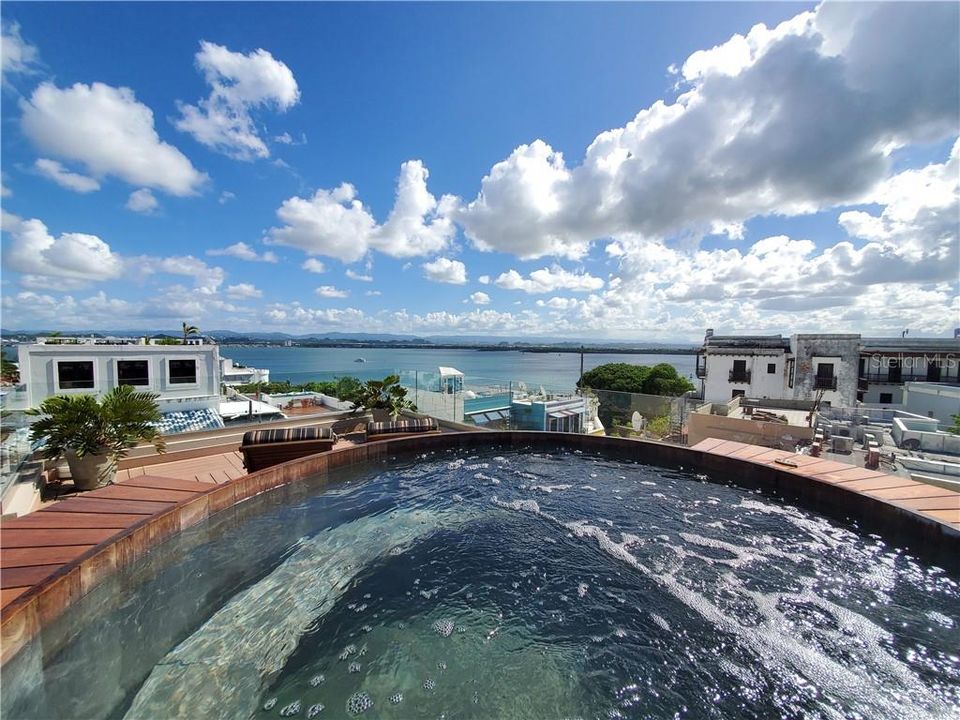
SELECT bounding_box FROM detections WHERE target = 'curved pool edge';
[2,431,958,667]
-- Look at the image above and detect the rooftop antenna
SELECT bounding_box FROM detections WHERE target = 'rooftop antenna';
[901,329,909,338]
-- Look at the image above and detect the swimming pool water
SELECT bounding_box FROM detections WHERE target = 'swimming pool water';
[3,448,958,719]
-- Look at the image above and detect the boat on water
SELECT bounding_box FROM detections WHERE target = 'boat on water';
[354,357,366,363]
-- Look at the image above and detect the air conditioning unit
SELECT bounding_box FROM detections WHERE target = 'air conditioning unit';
[832,436,854,453]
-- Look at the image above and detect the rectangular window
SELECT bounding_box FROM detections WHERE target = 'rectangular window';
[927,362,941,382]
[57,361,95,390]
[169,359,197,384]
[117,360,149,386]
[733,360,747,373]
[767,363,776,374]
[816,363,834,378]
[879,392,893,404]
[731,389,745,399]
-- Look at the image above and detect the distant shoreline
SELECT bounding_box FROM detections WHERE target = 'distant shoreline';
[218,341,699,355]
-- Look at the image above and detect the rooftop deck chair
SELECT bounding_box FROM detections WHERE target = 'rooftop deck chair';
[366,417,442,441]
[240,427,337,472]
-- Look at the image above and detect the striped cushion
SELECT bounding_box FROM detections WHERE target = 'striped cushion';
[366,418,439,436]
[241,427,334,446]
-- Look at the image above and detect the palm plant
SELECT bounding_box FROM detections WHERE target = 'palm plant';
[27,386,166,490]
[182,321,200,344]
[349,374,417,420]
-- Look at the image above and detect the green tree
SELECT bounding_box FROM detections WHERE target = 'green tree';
[1,356,19,384]
[577,362,693,396]
[947,414,960,435]
[181,321,200,344]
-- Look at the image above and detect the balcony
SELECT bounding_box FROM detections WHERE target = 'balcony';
[695,355,707,378]
[728,370,751,383]
[814,376,838,390]
[859,372,959,386]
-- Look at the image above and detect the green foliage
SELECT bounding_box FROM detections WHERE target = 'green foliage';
[235,376,361,400]
[153,337,182,345]
[947,414,960,435]
[27,386,166,462]
[646,414,672,437]
[578,362,694,396]
[349,374,417,416]
[182,321,200,344]
[1,357,19,383]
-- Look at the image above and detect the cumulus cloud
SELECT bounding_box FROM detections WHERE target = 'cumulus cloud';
[346,269,373,282]
[225,282,263,299]
[34,158,100,193]
[125,188,159,214]
[176,41,300,160]
[315,285,348,298]
[477,275,490,285]
[267,160,456,262]
[422,257,467,284]
[218,190,236,204]
[494,266,604,294]
[301,258,326,273]
[137,255,226,295]
[365,290,382,297]
[1,20,39,86]
[468,291,490,305]
[207,241,278,263]
[21,82,207,196]
[2,214,123,285]
[456,3,959,258]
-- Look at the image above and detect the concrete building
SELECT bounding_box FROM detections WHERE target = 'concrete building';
[15,340,222,414]
[901,382,960,426]
[219,357,270,387]
[696,333,792,403]
[788,334,861,407]
[858,338,960,404]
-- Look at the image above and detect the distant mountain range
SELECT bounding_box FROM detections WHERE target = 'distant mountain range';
[0,328,700,348]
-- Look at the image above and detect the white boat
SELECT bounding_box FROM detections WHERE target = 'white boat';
[354,357,366,363]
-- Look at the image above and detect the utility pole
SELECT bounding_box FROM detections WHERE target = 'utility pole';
[579,345,584,391]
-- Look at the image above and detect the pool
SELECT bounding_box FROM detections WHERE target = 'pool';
[3,447,958,719]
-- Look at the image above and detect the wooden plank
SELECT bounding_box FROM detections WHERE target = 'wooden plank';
[893,496,960,512]
[1,587,30,608]
[1,565,58,590]
[42,498,174,515]
[924,508,960,524]
[864,485,959,500]
[691,438,726,452]
[807,467,888,484]
[86,484,199,503]
[120,475,208,493]
[835,477,918,492]
[1,528,117,548]
[2,545,95,569]
[2,513,144,530]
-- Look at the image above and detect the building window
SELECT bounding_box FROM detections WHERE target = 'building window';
[767,363,776,374]
[169,359,197,384]
[57,361,95,390]
[879,392,893,404]
[787,358,795,388]
[731,389,745,399]
[117,360,150,386]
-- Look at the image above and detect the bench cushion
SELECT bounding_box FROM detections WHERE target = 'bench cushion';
[241,427,334,446]
[366,418,440,437]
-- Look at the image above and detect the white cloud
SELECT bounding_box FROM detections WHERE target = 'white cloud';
[207,241,278,263]
[225,282,263,299]
[301,258,326,274]
[137,255,226,295]
[125,188,159,214]
[365,290,382,297]
[422,257,467,284]
[2,214,123,285]
[346,269,373,282]
[176,41,300,160]
[1,21,38,85]
[478,275,490,285]
[315,285,348,298]
[468,291,490,305]
[267,160,456,262]
[456,3,959,257]
[34,158,100,193]
[494,266,604,294]
[21,82,207,196]
[218,190,236,204]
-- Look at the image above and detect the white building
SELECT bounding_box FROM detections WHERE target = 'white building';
[219,357,270,387]
[857,338,960,405]
[15,341,222,413]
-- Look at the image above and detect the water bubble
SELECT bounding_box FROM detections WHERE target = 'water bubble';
[423,678,436,691]
[389,693,403,705]
[361,625,372,633]
[338,644,357,661]
[279,700,302,717]
[348,661,362,673]
[307,704,324,719]
[437,661,447,671]
[346,692,373,715]
[433,619,455,637]
[309,674,325,687]
[263,698,277,711]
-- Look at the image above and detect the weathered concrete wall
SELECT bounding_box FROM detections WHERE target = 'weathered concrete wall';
[791,334,860,406]
[688,411,814,448]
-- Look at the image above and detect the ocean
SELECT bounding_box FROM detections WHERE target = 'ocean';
[220,346,697,393]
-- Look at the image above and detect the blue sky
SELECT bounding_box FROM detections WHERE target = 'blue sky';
[1,2,957,340]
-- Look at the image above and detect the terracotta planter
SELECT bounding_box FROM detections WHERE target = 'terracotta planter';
[65,450,116,491]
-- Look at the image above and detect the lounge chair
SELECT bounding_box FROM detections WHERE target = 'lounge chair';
[240,427,337,471]
[366,417,441,441]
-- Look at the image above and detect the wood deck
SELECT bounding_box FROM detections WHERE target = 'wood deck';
[691,438,960,530]
[114,450,246,485]
[1,475,210,610]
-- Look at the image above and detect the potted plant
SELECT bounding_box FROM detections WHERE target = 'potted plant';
[348,374,417,421]
[27,386,166,491]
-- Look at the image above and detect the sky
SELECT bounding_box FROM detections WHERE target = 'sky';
[1,2,957,341]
